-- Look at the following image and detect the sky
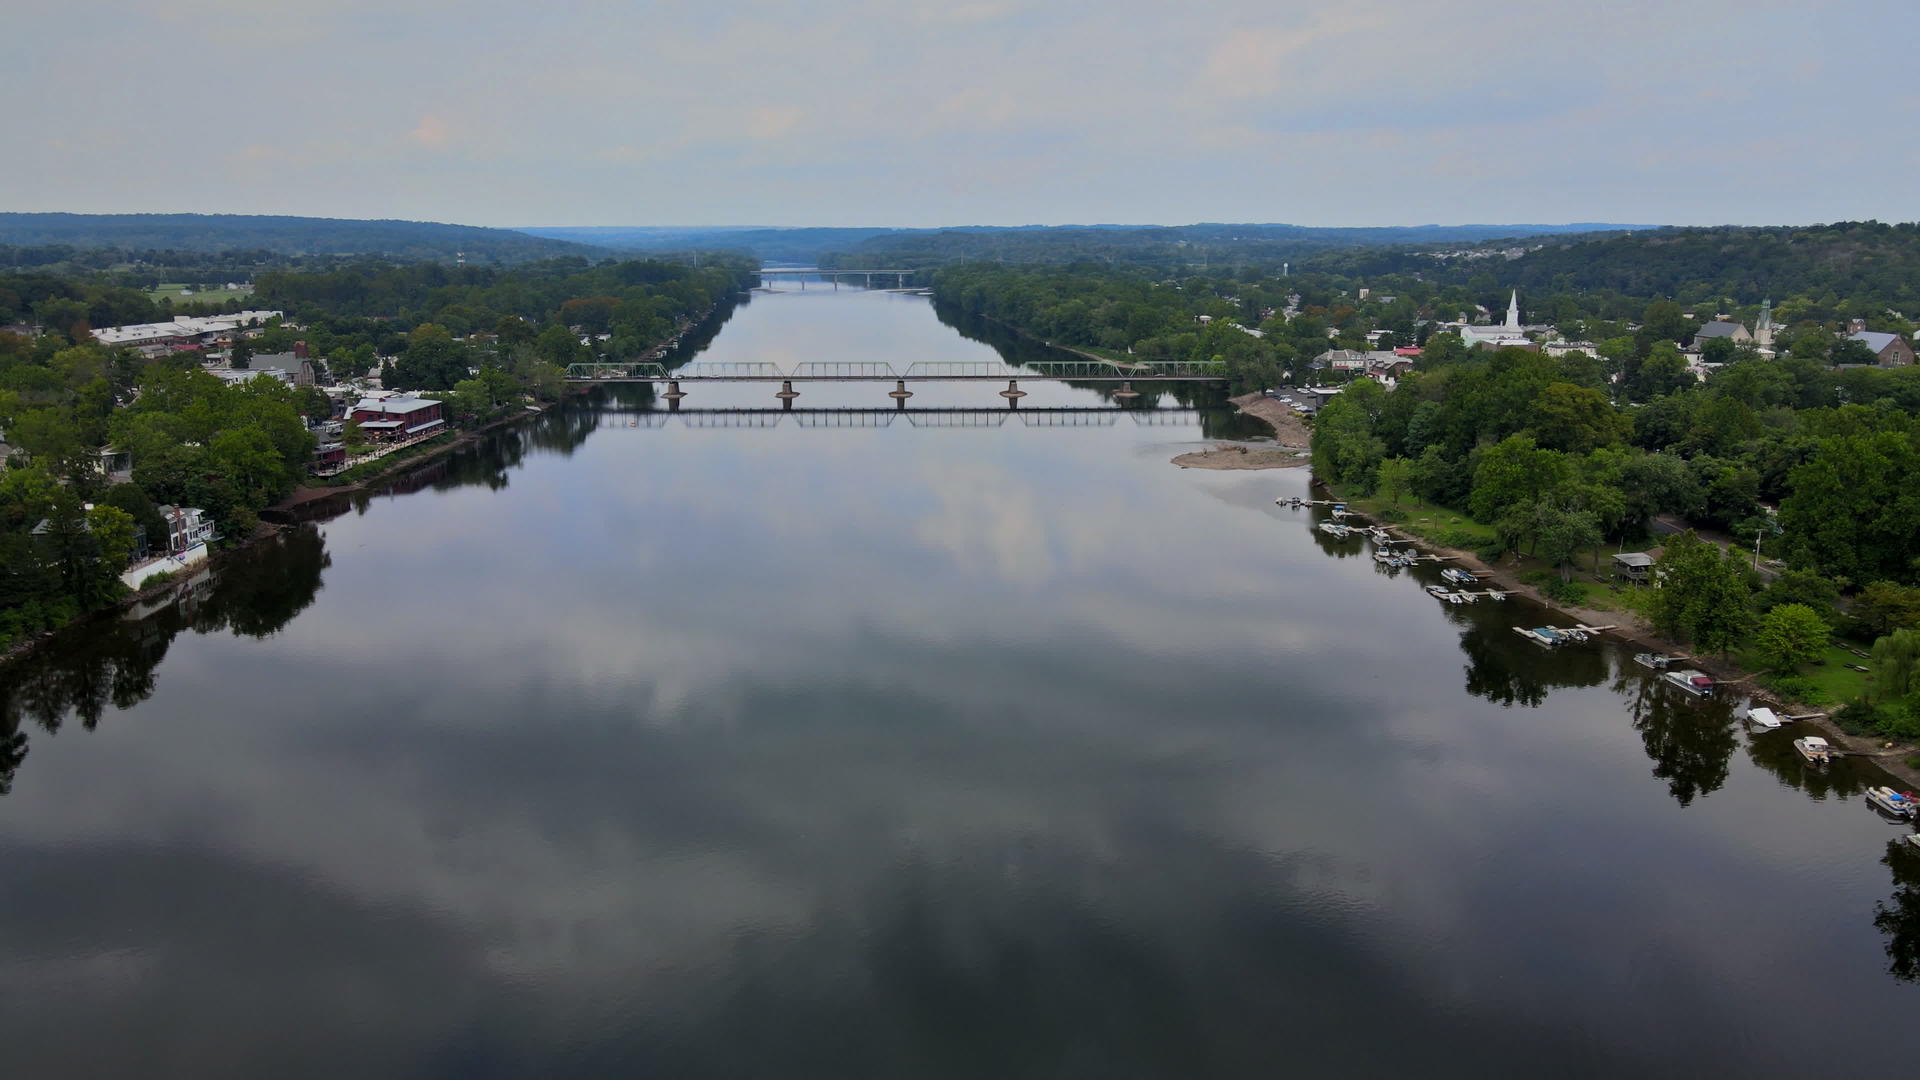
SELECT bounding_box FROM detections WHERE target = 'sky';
[4,0,1916,229]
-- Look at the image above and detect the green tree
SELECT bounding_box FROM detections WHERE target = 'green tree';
[229,335,253,370]
[1858,582,1920,636]
[1529,383,1629,453]
[1375,456,1412,506]
[1872,629,1920,703]
[1468,435,1566,522]
[85,503,137,569]
[1754,603,1829,673]
[1534,504,1603,581]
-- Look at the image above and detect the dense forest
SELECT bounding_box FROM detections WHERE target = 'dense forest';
[0,214,595,263]
[823,222,1637,272]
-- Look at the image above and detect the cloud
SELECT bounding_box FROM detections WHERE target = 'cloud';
[408,113,450,149]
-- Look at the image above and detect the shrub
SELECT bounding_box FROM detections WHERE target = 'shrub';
[1375,507,1408,523]
[1835,699,1891,736]
[1762,675,1824,705]
[1542,578,1589,605]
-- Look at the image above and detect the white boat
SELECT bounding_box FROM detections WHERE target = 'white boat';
[1743,706,1784,730]
[1661,669,1715,697]
[1632,652,1675,670]
[1794,736,1833,764]
[1515,626,1579,647]
[1317,522,1351,538]
[1441,568,1476,586]
[1867,787,1918,819]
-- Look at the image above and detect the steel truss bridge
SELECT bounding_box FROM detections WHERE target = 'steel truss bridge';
[592,406,1211,429]
[563,359,1227,382]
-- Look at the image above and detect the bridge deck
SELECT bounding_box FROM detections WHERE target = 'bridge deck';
[568,375,1226,383]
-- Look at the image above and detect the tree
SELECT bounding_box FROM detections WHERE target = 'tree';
[1754,603,1829,673]
[1830,338,1878,367]
[85,504,137,569]
[1873,629,1920,703]
[1858,582,1920,636]
[229,335,253,370]
[1469,435,1566,522]
[1529,383,1629,453]
[1755,567,1839,624]
[1375,456,1412,506]
[1534,504,1603,581]
[1651,531,1753,651]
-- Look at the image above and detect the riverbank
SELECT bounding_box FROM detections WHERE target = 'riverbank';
[272,404,550,511]
[1336,495,1920,788]
[1225,388,1920,788]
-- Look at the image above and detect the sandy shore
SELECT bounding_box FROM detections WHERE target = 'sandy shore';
[1173,445,1308,470]
[1228,392,1312,448]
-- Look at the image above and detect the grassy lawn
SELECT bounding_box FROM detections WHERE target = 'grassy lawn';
[1332,489,1499,550]
[1736,641,1874,707]
[149,283,254,304]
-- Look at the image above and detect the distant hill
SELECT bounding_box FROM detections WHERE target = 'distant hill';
[0,213,597,263]
[1485,222,1920,307]
[518,222,1649,268]
[517,226,912,264]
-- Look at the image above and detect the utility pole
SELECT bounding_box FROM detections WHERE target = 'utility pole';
[1754,530,1763,572]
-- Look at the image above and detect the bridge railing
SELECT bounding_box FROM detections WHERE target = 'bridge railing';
[1021,359,1128,377]
[676,362,784,378]
[1137,360,1228,376]
[791,361,898,378]
[566,362,669,380]
[901,361,1020,378]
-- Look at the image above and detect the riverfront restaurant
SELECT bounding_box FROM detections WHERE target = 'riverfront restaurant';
[348,396,445,441]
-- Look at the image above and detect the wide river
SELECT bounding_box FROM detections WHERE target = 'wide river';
[3,288,1917,1077]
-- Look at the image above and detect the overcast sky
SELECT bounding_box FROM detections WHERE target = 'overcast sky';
[5,0,1914,229]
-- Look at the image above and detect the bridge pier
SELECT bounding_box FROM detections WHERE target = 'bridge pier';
[999,378,1027,401]
[663,379,686,403]
[888,379,913,401]
[1114,380,1139,400]
[776,379,800,402]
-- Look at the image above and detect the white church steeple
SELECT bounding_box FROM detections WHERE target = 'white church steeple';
[1505,290,1520,331]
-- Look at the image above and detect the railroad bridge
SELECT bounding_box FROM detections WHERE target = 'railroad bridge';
[563,359,1229,405]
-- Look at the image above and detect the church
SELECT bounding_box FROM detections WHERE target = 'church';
[1457,291,1531,349]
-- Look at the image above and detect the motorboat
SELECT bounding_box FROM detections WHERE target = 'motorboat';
[1794,736,1833,764]
[1867,787,1918,819]
[1515,626,1584,647]
[1425,584,1450,598]
[1742,706,1784,730]
[1661,669,1715,697]
[1632,652,1675,670]
[1317,522,1351,538]
[1441,568,1477,586]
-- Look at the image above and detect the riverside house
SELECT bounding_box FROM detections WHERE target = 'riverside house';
[349,396,445,441]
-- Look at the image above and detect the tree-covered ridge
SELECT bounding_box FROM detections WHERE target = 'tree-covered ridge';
[0,213,597,263]
[825,222,1639,272]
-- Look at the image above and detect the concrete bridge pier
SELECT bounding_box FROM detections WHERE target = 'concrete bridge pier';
[663,379,686,403]
[776,379,800,402]
[1113,380,1139,400]
[999,378,1027,401]
[888,379,913,402]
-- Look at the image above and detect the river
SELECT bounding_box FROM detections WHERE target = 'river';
[2,287,1917,1078]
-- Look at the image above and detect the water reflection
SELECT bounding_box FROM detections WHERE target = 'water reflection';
[1617,668,1737,807]
[1877,836,1920,981]
[0,525,329,788]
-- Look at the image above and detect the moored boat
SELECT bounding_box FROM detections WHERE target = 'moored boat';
[1515,626,1580,647]
[1441,567,1476,586]
[1794,736,1833,764]
[1743,706,1783,730]
[1866,787,1918,819]
[1661,669,1715,697]
[1633,652,1675,670]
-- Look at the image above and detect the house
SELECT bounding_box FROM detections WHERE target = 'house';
[211,367,295,387]
[1848,330,1917,367]
[1544,340,1598,358]
[1694,321,1752,348]
[156,505,218,554]
[312,441,347,472]
[1611,552,1656,583]
[349,396,445,440]
[1313,349,1369,372]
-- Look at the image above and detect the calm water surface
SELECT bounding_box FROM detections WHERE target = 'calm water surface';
[3,289,1918,1078]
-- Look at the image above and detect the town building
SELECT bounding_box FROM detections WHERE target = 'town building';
[350,396,445,440]
[1458,291,1531,349]
[1694,320,1752,348]
[90,311,285,357]
[1847,330,1917,367]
